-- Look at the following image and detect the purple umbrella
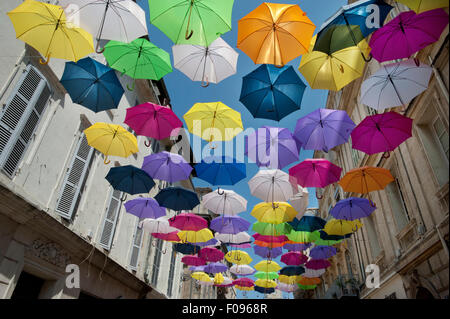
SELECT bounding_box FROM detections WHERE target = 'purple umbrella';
[124,197,166,219]
[305,259,331,270]
[245,126,299,169]
[204,262,228,274]
[253,246,283,259]
[189,265,207,272]
[142,151,193,183]
[294,109,355,152]
[309,246,337,259]
[210,216,251,234]
[284,243,312,252]
[369,9,449,63]
[195,238,220,247]
[330,197,376,221]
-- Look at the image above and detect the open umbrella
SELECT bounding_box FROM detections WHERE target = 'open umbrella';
[251,202,298,224]
[289,186,309,219]
[369,9,449,62]
[198,247,224,263]
[298,276,321,286]
[230,264,256,276]
[233,278,254,288]
[288,216,327,232]
[277,282,298,293]
[237,2,315,66]
[174,243,201,255]
[255,279,277,289]
[231,243,252,249]
[195,156,246,186]
[252,222,293,237]
[294,109,355,153]
[195,238,221,248]
[124,103,183,141]
[105,165,155,195]
[204,262,228,274]
[240,65,306,121]
[214,276,234,287]
[253,246,283,259]
[60,57,124,113]
[178,229,214,244]
[298,284,317,290]
[191,271,211,282]
[279,266,305,276]
[252,234,287,244]
[142,151,193,184]
[310,246,337,259]
[396,0,449,13]
[248,169,297,203]
[245,127,300,169]
[189,265,207,272]
[124,197,165,219]
[182,255,206,266]
[169,213,208,231]
[140,217,177,234]
[284,242,312,252]
[254,260,281,273]
[255,286,276,294]
[154,187,200,211]
[330,197,376,220]
[304,259,331,270]
[281,252,308,266]
[201,189,247,216]
[255,271,279,281]
[210,216,251,234]
[7,0,94,64]
[338,166,394,195]
[324,219,362,236]
[84,122,138,164]
[173,37,238,86]
[360,59,433,111]
[287,231,319,243]
[254,240,285,248]
[213,273,225,285]
[225,250,252,265]
[303,268,326,278]
[215,232,252,245]
[278,274,300,285]
[152,231,180,242]
[289,159,342,189]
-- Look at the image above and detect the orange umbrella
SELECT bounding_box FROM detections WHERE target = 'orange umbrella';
[237,2,315,66]
[338,166,394,195]
[297,276,321,286]
[254,240,285,248]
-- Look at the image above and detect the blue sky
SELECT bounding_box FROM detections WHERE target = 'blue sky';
[137,0,348,299]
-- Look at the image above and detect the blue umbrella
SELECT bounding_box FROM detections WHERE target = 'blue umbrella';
[279,266,305,276]
[309,245,337,259]
[194,156,246,186]
[288,216,327,232]
[60,57,124,112]
[174,243,201,255]
[204,262,228,274]
[254,286,275,294]
[239,64,306,121]
[330,197,376,221]
[317,230,350,241]
[105,165,155,195]
[124,197,166,219]
[154,187,200,211]
[210,216,251,234]
[253,246,283,259]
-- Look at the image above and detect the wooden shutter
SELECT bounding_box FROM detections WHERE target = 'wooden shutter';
[55,133,94,219]
[151,238,163,286]
[99,189,123,250]
[129,220,144,270]
[0,65,51,178]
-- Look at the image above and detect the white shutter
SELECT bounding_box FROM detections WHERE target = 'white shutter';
[55,133,94,219]
[99,189,123,250]
[129,220,144,270]
[0,65,51,178]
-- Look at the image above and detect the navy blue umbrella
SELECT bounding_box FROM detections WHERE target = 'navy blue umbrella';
[317,230,351,241]
[239,64,306,121]
[195,156,246,186]
[60,57,124,112]
[279,266,305,276]
[105,165,155,195]
[173,243,201,255]
[154,187,200,211]
[288,216,327,232]
[254,286,275,294]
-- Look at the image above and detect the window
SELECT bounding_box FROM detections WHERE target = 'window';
[0,65,51,178]
[432,117,449,160]
[345,251,353,278]
[385,176,410,232]
[55,132,94,219]
[151,238,164,286]
[151,138,160,154]
[99,189,123,250]
[167,248,176,297]
[365,214,381,259]
[349,138,361,168]
[129,220,143,270]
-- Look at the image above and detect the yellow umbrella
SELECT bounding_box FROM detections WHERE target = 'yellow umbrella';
[191,271,211,282]
[324,219,362,236]
[7,0,94,64]
[255,279,277,288]
[84,123,138,164]
[177,228,214,243]
[278,275,300,285]
[183,102,243,143]
[254,260,281,272]
[224,250,252,265]
[235,285,254,291]
[299,35,371,91]
[214,273,225,285]
[396,0,449,13]
[251,202,297,224]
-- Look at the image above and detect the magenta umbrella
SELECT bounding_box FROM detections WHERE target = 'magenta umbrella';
[289,159,342,189]
[281,251,308,266]
[181,255,207,266]
[369,9,449,62]
[231,243,252,249]
[198,247,225,263]
[169,213,208,231]
[305,259,331,270]
[125,102,183,141]
[351,111,413,157]
[233,278,254,288]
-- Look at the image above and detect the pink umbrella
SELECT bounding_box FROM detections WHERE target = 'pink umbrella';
[181,255,207,266]
[351,112,413,158]
[124,102,183,141]
[152,231,180,242]
[169,213,208,231]
[233,278,254,288]
[198,247,225,263]
[231,243,252,249]
[305,259,331,270]
[252,234,288,243]
[281,251,308,266]
[289,159,342,189]
[369,9,449,63]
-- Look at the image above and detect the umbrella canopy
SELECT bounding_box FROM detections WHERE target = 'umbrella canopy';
[330,197,376,220]
[215,232,251,245]
[277,282,298,293]
[182,255,206,266]
[169,213,208,231]
[338,166,394,194]
[195,238,221,248]
[248,169,297,203]
[124,198,166,219]
[183,102,243,142]
[105,165,155,195]
[396,0,449,13]
[235,285,254,291]
[191,271,211,281]
[84,123,138,163]
[154,187,200,211]
[7,0,94,63]
[60,57,124,113]
[360,59,433,111]
[213,273,225,285]
[253,246,283,259]
[103,38,172,82]
[284,242,312,252]
[204,262,228,274]
[174,243,201,255]
[149,0,234,46]
[255,286,276,294]
[210,216,251,234]
[298,284,317,290]
[173,37,238,86]
[230,264,256,276]
[314,231,345,246]
[124,103,183,140]
[310,246,337,259]
[324,219,362,236]
[231,243,252,249]
[214,276,234,287]
[314,25,368,59]
[303,268,326,278]
[255,279,277,289]
[254,260,281,273]
[178,229,214,244]
[369,9,449,63]
[252,222,293,236]
[279,266,305,276]
[240,65,306,121]
[251,202,298,224]
[198,247,224,263]
[305,259,331,270]
[289,159,342,188]
[294,109,355,153]
[278,274,300,285]
[225,250,252,265]
[289,187,309,219]
[281,252,308,266]
[237,2,315,66]
[152,231,180,242]
[288,216,327,232]
[233,278,254,288]
[201,189,247,216]
[140,217,178,234]
[195,156,246,186]
[254,240,285,248]
[245,127,299,169]
[287,231,319,243]
[189,265,207,272]
[252,234,287,244]
[298,276,321,286]
[255,271,279,281]
[142,151,193,183]
[299,35,371,91]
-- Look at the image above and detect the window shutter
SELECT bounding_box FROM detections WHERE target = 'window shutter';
[0,65,51,178]
[99,189,123,250]
[151,238,163,286]
[55,133,94,219]
[129,221,144,270]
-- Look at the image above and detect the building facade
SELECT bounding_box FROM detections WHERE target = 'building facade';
[311,1,449,299]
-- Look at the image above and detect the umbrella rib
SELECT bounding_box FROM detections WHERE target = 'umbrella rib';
[195,2,232,29]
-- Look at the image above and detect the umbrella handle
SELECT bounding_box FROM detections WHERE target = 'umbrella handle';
[274,64,284,68]
[201,77,210,88]
[414,58,421,67]
[361,52,373,63]
[217,187,225,195]
[316,193,323,200]
[95,41,105,54]
[185,29,194,40]
[144,140,152,147]
[120,193,127,202]
[162,248,167,254]
[208,141,217,150]
[39,53,51,65]
[127,82,135,91]
[104,156,111,165]
[382,152,390,159]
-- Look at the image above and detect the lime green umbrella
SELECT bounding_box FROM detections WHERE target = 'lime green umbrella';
[252,222,293,236]
[148,0,234,46]
[255,271,279,281]
[287,230,318,243]
[103,38,172,90]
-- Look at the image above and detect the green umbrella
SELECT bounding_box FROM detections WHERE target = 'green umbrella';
[286,230,319,243]
[313,24,365,55]
[149,0,234,46]
[103,38,172,90]
[255,271,279,281]
[297,284,317,290]
[252,222,293,237]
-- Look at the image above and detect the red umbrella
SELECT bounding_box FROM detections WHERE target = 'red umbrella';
[169,213,208,231]
[181,255,207,266]
[232,278,254,288]
[198,247,225,263]
[305,259,331,270]
[252,233,288,243]
[152,231,180,242]
[281,251,308,266]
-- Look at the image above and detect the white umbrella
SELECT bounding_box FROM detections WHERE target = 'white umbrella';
[61,0,148,52]
[172,37,238,86]
[215,276,233,286]
[290,186,309,219]
[229,264,256,276]
[202,189,247,215]
[248,169,297,203]
[139,217,177,234]
[360,58,433,111]
[302,268,326,278]
[215,231,251,244]
[276,282,297,292]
